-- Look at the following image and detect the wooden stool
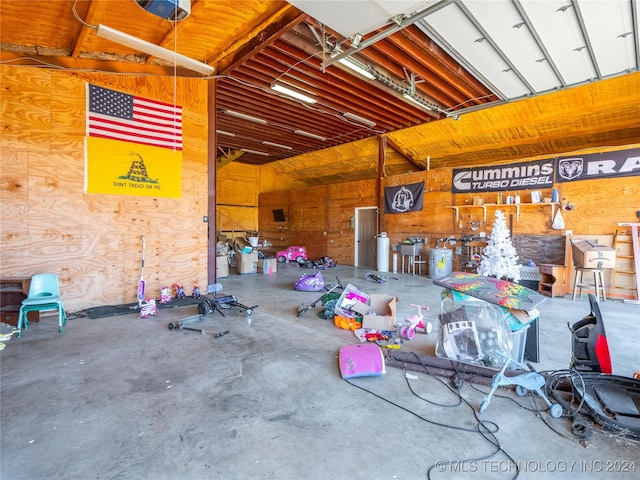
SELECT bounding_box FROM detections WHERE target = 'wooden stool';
[572,267,606,302]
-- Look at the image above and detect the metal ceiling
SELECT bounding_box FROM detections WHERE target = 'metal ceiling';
[1,0,638,170]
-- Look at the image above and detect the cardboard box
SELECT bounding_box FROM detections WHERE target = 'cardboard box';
[360,294,397,331]
[234,237,255,255]
[216,255,229,278]
[236,252,258,274]
[257,258,277,274]
[571,240,616,268]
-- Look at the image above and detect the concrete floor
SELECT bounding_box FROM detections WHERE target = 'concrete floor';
[1,263,639,480]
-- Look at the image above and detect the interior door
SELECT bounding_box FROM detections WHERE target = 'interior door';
[356,207,378,268]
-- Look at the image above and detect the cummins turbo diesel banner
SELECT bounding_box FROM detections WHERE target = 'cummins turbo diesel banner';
[452,159,554,193]
[555,148,640,183]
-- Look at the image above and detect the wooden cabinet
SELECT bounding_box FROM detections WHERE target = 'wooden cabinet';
[0,277,38,326]
[538,264,566,298]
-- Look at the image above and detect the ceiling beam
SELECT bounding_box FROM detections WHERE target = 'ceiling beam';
[216,148,245,169]
[215,6,306,75]
[384,134,424,171]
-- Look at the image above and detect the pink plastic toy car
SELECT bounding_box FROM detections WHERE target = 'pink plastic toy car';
[276,246,308,263]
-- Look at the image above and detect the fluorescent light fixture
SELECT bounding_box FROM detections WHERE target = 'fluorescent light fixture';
[343,112,376,127]
[403,93,435,111]
[270,84,317,104]
[262,141,293,150]
[95,24,214,76]
[338,57,375,80]
[294,130,326,141]
[222,110,268,124]
[216,130,235,137]
[240,148,269,156]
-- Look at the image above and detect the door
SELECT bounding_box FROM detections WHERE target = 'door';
[355,207,378,268]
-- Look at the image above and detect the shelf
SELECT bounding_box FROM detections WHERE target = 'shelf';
[450,202,559,223]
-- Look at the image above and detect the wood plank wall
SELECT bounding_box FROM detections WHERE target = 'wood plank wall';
[258,155,640,300]
[1,66,209,312]
[2,65,639,313]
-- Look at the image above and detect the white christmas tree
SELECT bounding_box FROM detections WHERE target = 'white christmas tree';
[477,210,521,282]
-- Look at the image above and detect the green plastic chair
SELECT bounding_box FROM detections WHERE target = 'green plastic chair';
[17,274,66,337]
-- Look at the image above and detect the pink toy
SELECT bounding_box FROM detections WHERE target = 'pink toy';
[140,299,157,318]
[173,284,186,299]
[400,304,432,340]
[276,246,308,264]
[192,285,201,299]
[160,286,172,304]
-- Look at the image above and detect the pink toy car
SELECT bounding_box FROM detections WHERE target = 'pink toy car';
[276,246,308,263]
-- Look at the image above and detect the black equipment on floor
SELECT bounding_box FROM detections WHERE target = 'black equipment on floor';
[572,373,640,439]
[197,284,258,317]
[568,294,612,374]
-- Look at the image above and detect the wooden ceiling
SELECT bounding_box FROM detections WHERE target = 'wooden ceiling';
[1,0,639,186]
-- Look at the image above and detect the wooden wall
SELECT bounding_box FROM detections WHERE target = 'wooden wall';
[258,151,640,300]
[216,162,259,241]
[258,180,378,264]
[2,65,639,313]
[1,66,209,312]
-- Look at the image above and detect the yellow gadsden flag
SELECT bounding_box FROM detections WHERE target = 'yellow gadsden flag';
[85,84,183,198]
[85,137,182,198]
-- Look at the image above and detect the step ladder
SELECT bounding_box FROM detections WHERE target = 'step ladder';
[612,223,640,303]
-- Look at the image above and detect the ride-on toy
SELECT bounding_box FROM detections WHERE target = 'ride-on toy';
[479,352,563,418]
[197,283,258,317]
[276,246,308,263]
[400,304,432,339]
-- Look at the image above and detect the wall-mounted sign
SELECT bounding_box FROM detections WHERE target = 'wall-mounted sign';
[384,182,424,213]
[452,159,554,194]
[84,83,183,198]
[555,149,640,183]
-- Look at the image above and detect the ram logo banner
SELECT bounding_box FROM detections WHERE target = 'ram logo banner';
[84,84,182,197]
[555,149,640,183]
[557,157,583,180]
[384,182,424,214]
[452,159,554,193]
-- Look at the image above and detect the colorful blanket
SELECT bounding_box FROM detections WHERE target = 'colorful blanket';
[433,271,546,311]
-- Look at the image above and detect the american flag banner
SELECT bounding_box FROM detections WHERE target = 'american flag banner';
[84,83,183,198]
[87,84,183,150]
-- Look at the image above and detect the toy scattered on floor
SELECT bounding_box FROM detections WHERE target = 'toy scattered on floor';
[196,283,258,317]
[338,343,385,379]
[295,271,324,291]
[297,277,344,318]
[298,256,338,269]
[167,314,229,338]
[0,322,18,351]
[173,284,186,299]
[318,292,342,320]
[334,315,361,331]
[276,246,308,263]
[364,272,398,283]
[479,352,563,418]
[160,286,172,304]
[192,285,201,299]
[400,304,432,340]
[139,299,157,318]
